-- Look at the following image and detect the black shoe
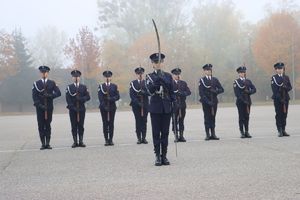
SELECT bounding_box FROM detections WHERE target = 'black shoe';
[240,131,246,138]
[179,136,186,142]
[40,145,46,150]
[210,129,220,140]
[161,155,170,165]
[245,132,252,138]
[142,139,148,144]
[137,139,142,144]
[109,140,114,146]
[78,142,86,147]
[45,145,52,149]
[71,143,78,148]
[278,129,283,137]
[210,135,220,140]
[155,155,162,166]
[282,130,290,137]
[205,128,210,141]
[105,140,110,146]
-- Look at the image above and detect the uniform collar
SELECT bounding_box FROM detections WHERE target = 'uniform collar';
[206,75,211,80]
[74,83,80,87]
[41,78,48,83]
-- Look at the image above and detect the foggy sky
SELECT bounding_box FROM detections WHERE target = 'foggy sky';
[0,0,298,38]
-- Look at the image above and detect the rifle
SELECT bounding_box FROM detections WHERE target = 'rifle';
[139,73,144,117]
[76,77,80,122]
[243,66,250,114]
[43,76,48,120]
[106,76,110,122]
[210,69,215,116]
[177,78,182,119]
[282,67,287,113]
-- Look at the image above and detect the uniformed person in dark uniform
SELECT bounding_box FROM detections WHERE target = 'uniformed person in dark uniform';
[129,67,149,144]
[271,62,292,137]
[233,66,256,138]
[32,66,61,150]
[98,70,120,146]
[171,67,191,142]
[199,64,224,141]
[145,53,175,166]
[66,70,91,148]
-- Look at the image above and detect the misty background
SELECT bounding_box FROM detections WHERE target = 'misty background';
[0,0,299,113]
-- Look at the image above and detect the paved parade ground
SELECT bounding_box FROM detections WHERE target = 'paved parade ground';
[0,105,300,200]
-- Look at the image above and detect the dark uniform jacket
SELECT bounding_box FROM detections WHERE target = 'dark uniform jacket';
[98,83,120,111]
[66,83,90,112]
[129,79,149,107]
[233,78,256,105]
[199,76,224,105]
[271,74,292,102]
[32,79,61,110]
[173,80,191,109]
[145,71,175,114]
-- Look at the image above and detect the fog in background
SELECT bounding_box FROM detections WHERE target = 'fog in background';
[0,0,299,113]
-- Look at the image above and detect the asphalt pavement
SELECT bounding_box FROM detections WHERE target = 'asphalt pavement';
[0,105,300,200]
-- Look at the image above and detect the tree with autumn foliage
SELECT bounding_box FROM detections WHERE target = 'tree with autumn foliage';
[252,11,300,98]
[64,26,102,80]
[0,30,18,82]
[64,26,103,105]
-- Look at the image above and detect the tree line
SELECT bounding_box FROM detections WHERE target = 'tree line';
[0,0,299,112]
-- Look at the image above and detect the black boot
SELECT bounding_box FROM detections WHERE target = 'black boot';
[179,131,186,142]
[142,138,148,144]
[155,154,162,166]
[141,132,148,144]
[245,131,252,138]
[136,132,142,144]
[161,154,170,165]
[282,127,290,137]
[239,125,245,138]
[78,134,86,147]
[104,131,110,146]
[161,145,170,165]
[109,131,114,145]
[244,123,252,138]
[278,127,283,137]
[45,136,52,149]
[240,131,246,138]
[210,128,219,140]
[71,134,78,148]
[154,145,161,166]
[174,131,179,142]
[40,135,46,150]
[109,139,114,146]
[205,128,210,141]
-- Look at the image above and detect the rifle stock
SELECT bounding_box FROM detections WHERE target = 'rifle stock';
[210,70,215,116]
[139,74,144,117]
[43,77,48,120]
[282,67,287,113]
[106,77,110,122]
[76,78,80,122]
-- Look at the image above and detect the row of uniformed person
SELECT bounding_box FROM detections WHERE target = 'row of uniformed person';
[32,54,292,166]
